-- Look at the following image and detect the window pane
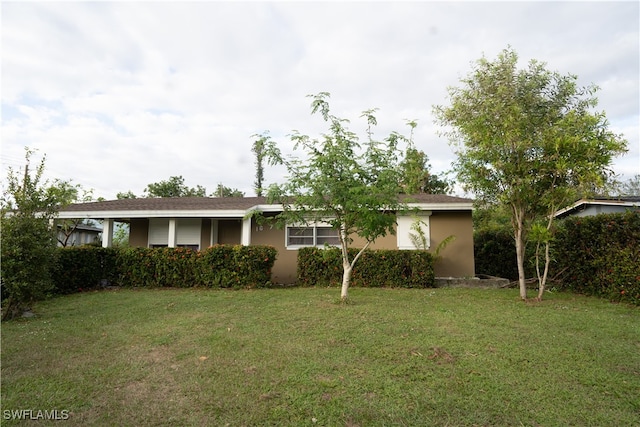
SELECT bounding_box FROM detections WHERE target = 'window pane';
[316,227,340,245]
[288,227,314,246]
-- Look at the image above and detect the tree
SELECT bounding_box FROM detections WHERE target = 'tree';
[116,190,137,199]
[399,121,452,195]
[50,181,95,247]
[1,149,59,320]
[252,132,269,197]
[619,174,640,196]
[434,48,627,300]
[259,93,409,302]
[213,184,244,198]
[144,175,207,198]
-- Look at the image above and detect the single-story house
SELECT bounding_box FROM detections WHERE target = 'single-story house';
[554,197,640,219]
[57,223,102,247]
[56,194,475,284]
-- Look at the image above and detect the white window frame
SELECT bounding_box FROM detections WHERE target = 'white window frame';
[397,212,431,250]
[285,222,340,250]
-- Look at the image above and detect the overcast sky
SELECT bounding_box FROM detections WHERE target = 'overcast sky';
[2,1,638,200]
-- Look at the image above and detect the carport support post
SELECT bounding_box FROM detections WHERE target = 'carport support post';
[168,218,177,248]
[241,217,251,246]
[102,219,114,248]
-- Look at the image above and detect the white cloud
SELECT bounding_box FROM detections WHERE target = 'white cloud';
[2,1,638,199]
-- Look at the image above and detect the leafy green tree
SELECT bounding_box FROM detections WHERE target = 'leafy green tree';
[252,132,269,197]
[259,93,410,302]
[213,184,244,198]
[51,181,95,246]
[116,190,137,199]
[144,175,207,198]
[1,149,59,320]
[399,121,451,195]
[435,48,627,300]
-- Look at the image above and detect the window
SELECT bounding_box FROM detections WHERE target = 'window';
[286,225,339,248]
[397,213,431,250]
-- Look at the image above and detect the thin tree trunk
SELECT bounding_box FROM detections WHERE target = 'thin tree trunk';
[537,240,551,301]
[341,261,352,301]
[513,209,527,300]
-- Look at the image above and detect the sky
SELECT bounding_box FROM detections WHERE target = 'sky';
[2,1,639,200]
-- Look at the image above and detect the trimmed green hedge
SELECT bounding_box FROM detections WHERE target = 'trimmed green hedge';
[473,229,519,280]
[52,245,277,292]
[52,247,119,294]
[197,245,277,288]
[297,247,435,288]
[554,211,640,305]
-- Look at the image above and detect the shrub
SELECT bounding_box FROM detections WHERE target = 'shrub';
[554,211,640,305]
[52,246,118,294]
[197,245,277,288]
[1,214,57,318]
[297,247,434,288]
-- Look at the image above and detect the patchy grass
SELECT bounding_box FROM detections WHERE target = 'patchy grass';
[1,288,639,426]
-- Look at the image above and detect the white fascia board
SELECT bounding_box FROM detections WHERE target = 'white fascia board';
[56,209,251,220]
[406,202,474,211]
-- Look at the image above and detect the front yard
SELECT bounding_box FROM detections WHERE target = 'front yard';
[1,287,638,426]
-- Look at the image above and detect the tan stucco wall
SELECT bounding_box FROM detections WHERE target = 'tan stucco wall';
[129,219,149,247]
[249,217,298,284]
[429,211,475,277]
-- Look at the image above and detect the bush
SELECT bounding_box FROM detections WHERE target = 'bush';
[54,245,277,290]
[1,215,57,318]
[474,229,518,280]
[554,211,640,305]
[52,247,118,294]
[198,245,277,288]
[297,247,435,288]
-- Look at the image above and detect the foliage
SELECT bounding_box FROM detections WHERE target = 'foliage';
[51,180,95,247]
[260,93,410,300]
[252,132,269,196]
[212,184,244,198]
[197,245,276,288]
[554,211,640,305]
[297,247,434,288]
[435,47,628,300]
[116,190,137,199]
[52,247,119,294]
[473,229,519,280]
[115,245,276,289]
[144,175,207,197]
[399,124,451,195]
[618,174,640,197]
[0,149,59,320]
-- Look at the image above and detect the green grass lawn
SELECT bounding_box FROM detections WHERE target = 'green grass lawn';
[1,287,639,426]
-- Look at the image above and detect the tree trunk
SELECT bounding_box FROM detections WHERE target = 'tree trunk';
[513,210,527,300]
[341,261,352,302]
[537,241,551,301]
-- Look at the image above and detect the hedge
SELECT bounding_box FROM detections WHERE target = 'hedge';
[52,247,119,294]
[51,245,277,292]
[297,247,435,288]
[554,211,640,305]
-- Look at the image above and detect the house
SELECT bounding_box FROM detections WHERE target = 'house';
[554,197,640,219]
[57,222,102,247]
[56,194,475,284]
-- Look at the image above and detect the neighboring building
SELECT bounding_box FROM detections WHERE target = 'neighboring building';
[554,197,640,219]
[57,223,102,247]
[56,195,475,284]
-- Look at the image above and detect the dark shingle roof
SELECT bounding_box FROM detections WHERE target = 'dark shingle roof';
[60,196,270,212]
[60,194,473,213]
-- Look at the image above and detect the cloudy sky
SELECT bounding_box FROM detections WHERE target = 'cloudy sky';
[2,1,638,200]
